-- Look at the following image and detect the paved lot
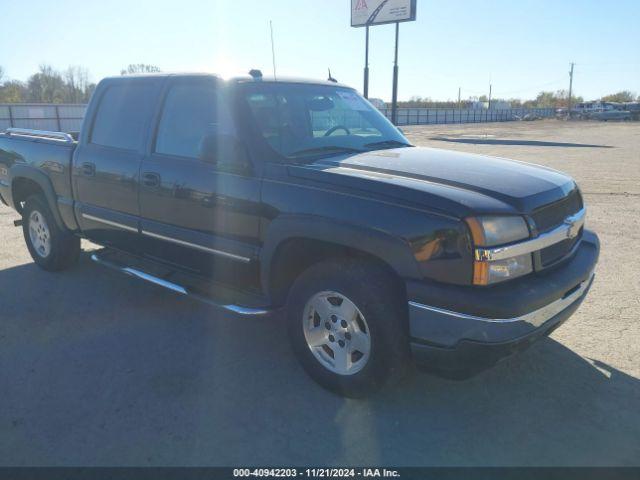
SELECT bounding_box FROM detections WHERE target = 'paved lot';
[1,120,639,466]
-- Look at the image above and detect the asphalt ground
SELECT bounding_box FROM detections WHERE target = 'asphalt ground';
[1,119,638,466]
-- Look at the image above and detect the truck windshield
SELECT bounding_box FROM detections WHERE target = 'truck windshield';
[241,83,410,160]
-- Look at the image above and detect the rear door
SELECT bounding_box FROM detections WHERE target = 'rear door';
[72,78,163,250]
[138,77,262,288]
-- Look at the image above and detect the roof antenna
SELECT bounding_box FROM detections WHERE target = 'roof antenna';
[327,68,337,83]
[270,20,277,81]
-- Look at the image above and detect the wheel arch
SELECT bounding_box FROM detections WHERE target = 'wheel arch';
[10,166,66,230]
[261,216,419,306]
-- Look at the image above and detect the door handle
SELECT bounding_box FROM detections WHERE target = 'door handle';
[81,162,95,176]
[142,172,160,187]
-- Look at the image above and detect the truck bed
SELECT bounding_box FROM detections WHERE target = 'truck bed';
[0,128,77,220]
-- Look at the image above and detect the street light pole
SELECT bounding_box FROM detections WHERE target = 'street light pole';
[391,22,400,125]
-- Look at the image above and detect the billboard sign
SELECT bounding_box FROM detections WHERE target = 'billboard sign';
[351,0,417,27]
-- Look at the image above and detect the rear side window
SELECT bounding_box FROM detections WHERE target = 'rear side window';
[90,84,156,151]
[155,83,233,159]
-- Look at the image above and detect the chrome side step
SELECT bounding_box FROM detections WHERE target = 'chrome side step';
[90,253,271,316]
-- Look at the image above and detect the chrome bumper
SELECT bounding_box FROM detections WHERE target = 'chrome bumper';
[408,271,595,347]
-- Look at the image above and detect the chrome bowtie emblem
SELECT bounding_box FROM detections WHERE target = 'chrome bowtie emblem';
[564,218,579,239]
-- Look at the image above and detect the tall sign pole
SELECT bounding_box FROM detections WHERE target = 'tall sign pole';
[351,0,416,116]
[363,25,370,98]
[391,22,400,125]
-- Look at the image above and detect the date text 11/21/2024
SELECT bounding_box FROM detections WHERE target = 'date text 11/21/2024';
[232,468,400,477]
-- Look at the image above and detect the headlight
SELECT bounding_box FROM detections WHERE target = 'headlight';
[466,215,532,285]
[465,215,529,246]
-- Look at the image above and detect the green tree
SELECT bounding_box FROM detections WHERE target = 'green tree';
[601,90,636,103]
[0,64,96,103]
[120,64,161,75]
[532,91,556,107]
[26,65,65,103]
[525,90,582,108]
[63,66,95,103]
[509,98,523,107]
[0,80,27,103]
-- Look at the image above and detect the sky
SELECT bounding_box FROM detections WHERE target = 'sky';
[1,0,639,102]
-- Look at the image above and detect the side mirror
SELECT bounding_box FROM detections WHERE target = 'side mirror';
[199,133,249,168]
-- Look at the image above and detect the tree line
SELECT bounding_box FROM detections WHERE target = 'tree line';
[393,89,637,109]
[0,64,160,104]
[1,65,637,107]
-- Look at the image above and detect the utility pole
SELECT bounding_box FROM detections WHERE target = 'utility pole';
[568,62,575,118]
[363,25,370,98]
[488,83,492,110]
[458,87,461,109]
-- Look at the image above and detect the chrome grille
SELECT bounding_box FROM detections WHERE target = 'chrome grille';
[532,189,583,233]
[532,189,584,269]
[539,228,583,267]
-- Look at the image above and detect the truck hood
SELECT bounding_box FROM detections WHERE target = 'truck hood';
[290,147,576,218]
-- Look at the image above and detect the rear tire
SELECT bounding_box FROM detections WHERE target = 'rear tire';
[22,195,80,271]
[286,258,410,398]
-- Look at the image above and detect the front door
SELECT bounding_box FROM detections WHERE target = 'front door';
[138,78,262,290]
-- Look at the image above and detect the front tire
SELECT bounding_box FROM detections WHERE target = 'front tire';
[286,258,410,397]
[22,195,80,271]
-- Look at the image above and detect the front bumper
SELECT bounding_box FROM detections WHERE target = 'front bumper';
[407,229,599,378]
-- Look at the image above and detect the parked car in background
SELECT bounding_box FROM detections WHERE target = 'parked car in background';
[572,101,632,121]
[622,102,640,120]
[588,109,632,121]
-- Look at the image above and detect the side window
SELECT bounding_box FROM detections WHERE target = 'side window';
[245,93,288,146]
[90,84,156,150]
[155,84,232,159]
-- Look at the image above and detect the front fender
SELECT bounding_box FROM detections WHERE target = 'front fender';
[260,214,423,297]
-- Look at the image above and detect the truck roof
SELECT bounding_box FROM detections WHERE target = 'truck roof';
[101,72,352,89]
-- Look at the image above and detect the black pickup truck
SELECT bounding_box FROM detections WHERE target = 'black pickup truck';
[0,72,599,396]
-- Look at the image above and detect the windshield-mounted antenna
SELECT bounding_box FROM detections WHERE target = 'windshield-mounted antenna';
[327,68,337,83]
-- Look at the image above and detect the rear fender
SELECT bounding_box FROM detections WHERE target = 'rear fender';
[10,165,68,231]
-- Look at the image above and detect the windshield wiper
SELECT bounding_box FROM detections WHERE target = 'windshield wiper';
[364,139,412,150]
[288,145,364,159]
